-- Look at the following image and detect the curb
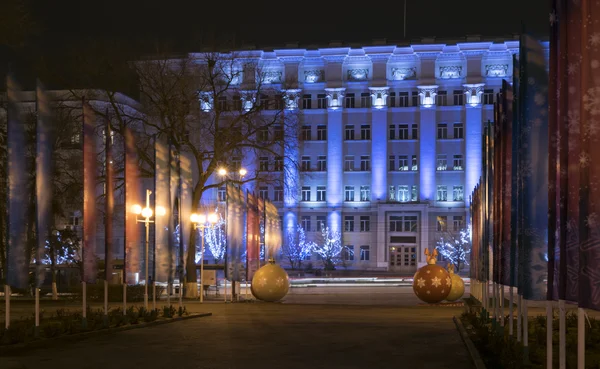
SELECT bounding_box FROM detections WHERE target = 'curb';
[453,316,486,369]
[0,312,212,355]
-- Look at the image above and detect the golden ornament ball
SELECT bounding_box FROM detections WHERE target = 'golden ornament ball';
[412,249,452,304]
[251,258,290,302]
[445,265,465,302]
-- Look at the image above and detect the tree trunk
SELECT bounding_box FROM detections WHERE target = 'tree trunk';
[51,268,58,300]
[184,186,202,298]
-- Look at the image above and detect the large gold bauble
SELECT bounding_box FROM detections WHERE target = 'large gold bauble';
[446,273,465,302]
[413,264,452,304]
[251,259,290,302]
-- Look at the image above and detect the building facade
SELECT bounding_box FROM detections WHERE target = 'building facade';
[200,38,549,274]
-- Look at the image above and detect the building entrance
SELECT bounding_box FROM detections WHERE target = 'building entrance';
[388,245,417,274]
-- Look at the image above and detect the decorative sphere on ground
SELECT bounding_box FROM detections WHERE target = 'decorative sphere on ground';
[412,249,452,304]
[251,258,290,302]
[445,265,465,302]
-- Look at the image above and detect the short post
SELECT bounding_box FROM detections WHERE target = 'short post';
[578,308,585,369]
[517,294,522,342]
[152,282,156,311]
[167,282,171,313]
[559,299,566,369]
[123,283,127,315]
[523,299,529,365]
[509,287,514,337]
[4,285,10,329]
[103,280,109,328]
[34,287,40,337]
[547,300,553,369]
[82,281,88,329]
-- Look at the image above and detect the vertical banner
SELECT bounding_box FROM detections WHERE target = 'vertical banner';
[519,34,549,301]
[6,74,28,289]
[246,192,260,281]
[35,80,52,287]
[226,183,244,281]
[168,144,179,283]
[179,153,192,278]
[501,81,514,287]
[511,54,521,289]
[124,127,141,285]
[82,100,98,284]
[154,136,170,283]
[104,116,114,281]
[257,196,265,264]
[264,200,282,260]
[577,0,600,311]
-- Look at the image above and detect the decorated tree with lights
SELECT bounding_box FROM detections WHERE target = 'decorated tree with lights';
[44,228,81,299]
[435,226,471,273]
[204,212,226,264]
[314,227,342,271]
[282,224,316,270]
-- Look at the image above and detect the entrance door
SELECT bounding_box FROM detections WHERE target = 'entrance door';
[389,245,417,274]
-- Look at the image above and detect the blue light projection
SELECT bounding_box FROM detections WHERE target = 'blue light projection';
[371,109,387,201]
[328,210,341,234]
[326,110,343,207]
[419,108,436,201]
[465,106,482,206]
[284,105,300,208]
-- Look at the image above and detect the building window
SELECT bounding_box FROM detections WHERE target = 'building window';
[398,155,409,171]
[361,124,371,140]
[344,216,355,232]
[301,125,311,141]
[389,185,396,201]
[411,185,418,201]
[437,154,447,171]
[301,156,311,171]
[398,185,410,202]
[360,156,370,171]
[316,186,327,202]
[301,187,311,202]
[412,124,418,139]
[453,155,463,170]
[274,187,283,202]
[361,92,371,108]
[483,89,494,105]
[344,155,354,171]
[453,90,464,106]
[317,156,327,171]
[302,94,312,109]
[411,155,418,171]
[437,186,448,201]
[259,94,269,110]
[259,186,269,199]
[437,216,448,232]
[69,212,80,226]
[437,91,447,106]
[398,124,409,139]
[389,155,396,171]
[360,245,370,261]
[316,216,326,231]
[232,95,242,111]
[453,123,464,139]
[411,91,419,107]
[345,186,355,202]
[274,125,283,140]
[218,187,226,202]
[317,125,327,140]
[389,125,396,140]
[217,96,228,111]
[437,123,448,139]
[317,94,327,109]
[398,92,409,107]
[301,215,311,231]
[453,216,464,231]
[345,93,355,108]
[258,128,269,142]
[389,92,396,107]
[404,216,418,232]
[342,246,355,261]
[453,185,464,201]
[345,125,355,140]
[360,185,370,201]
[259,157,269,171]
[389,216,403,231]
[274,156,283,171]
[360,216,370,232]
[231,157,241,171]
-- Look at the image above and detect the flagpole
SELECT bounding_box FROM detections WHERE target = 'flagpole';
[4,285,9,329]
[509,286,514,336]
[547,300,553,369]
[559,299,566,369]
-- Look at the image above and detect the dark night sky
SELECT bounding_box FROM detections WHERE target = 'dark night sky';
[29,0,549,51]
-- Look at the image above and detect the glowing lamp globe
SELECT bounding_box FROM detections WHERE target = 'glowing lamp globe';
[445,264,465,302]
[251,258,289,302]
[412,249,452,304]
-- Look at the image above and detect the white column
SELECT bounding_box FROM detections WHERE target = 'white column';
[464,83,484,225]
[283,89,301,247]
[417,85,438,202]
[369,87,389,202]
[325,88,345,234]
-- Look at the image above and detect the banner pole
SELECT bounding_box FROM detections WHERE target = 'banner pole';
[509,287,514,336]
[5,285,10,329]
[82,281,87,329]
[517,294,522,342]
[152,282,156,311]
[578,307,585,369]
[500,285,505,327]
[35,287,40,337]
[523,299,529,364]
[104,279,108,317]
[167,282,171,309]
[547,300,553,369]
[123,283,127,315]
[559,299,566,369]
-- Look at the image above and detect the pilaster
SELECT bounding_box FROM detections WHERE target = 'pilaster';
[369,87,389,202]
[465,91,483,210]
[417,85,438,202]
[283,90,301,208]
[326,87,345,234]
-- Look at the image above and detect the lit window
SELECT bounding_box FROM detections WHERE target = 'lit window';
[360,186,370,201]
[437,186,448,202]
[345,186,355,202]
[344,216,355,232]
[398,185,410,202]
[437,155,447,171]
[316,186,327,202]
[453,155,463,170]
[437,216,448,232]
[453,186,464,201]
[259,187,269,200]
[344,156,354,171]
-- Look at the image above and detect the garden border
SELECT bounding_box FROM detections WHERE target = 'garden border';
[0,312,212,355]
[453,316,487,369]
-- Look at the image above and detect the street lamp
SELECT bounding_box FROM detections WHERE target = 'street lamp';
[190,212,219,303]
[132,189,166,310]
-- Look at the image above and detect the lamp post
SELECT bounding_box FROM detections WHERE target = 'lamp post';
[190,212,218,302]
[131,189,164,310]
